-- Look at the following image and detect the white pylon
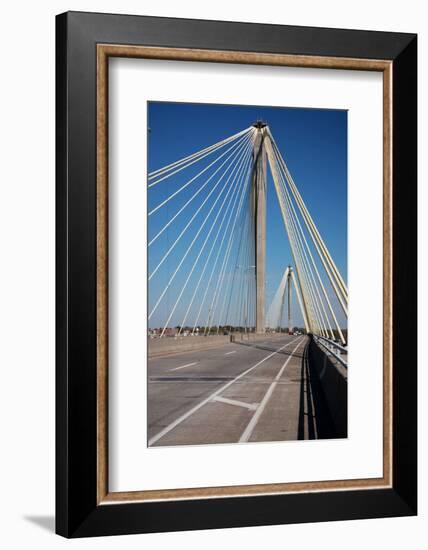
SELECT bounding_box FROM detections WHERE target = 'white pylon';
[266,266,310,334]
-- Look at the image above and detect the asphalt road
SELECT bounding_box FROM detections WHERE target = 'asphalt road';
[147,334,335,446]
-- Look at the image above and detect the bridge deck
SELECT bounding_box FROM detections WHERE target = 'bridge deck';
[148,335,339,446]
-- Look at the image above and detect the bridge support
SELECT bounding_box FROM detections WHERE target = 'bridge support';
[287,267,293,334]
[252,122,267,334]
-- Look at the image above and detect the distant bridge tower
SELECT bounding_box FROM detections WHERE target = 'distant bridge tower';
[251,121,267,334]
[277,266,293,334]
[287,267,293,334]
[266,265,310,334]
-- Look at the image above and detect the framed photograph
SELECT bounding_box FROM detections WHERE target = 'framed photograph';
[56,11,417,537]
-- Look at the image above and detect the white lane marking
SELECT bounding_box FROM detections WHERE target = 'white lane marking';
[149,336,304,445]
[225,351,237,355]
[239,338,306,443]
[213,396,259,411]
[170,362,198,372]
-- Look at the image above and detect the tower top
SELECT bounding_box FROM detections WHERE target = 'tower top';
[252,120,267,129]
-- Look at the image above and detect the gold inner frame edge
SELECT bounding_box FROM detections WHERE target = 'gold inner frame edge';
[96,44,393,504]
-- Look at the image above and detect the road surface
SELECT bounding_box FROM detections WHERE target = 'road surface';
[148,334,335,446]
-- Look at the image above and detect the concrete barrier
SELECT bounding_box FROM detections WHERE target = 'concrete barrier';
[307,335,348,438]
[148,335,231,358]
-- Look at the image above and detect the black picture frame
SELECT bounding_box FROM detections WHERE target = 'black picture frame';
[56,11,417,538]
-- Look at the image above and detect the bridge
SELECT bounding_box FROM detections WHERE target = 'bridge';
[147,121,348,446]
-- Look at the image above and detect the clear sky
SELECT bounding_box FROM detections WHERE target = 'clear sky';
[148,101,347,330]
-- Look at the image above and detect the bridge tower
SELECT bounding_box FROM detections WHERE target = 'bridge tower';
[276,266,294,334]
[251,121,267,334]
[287,267,293,334]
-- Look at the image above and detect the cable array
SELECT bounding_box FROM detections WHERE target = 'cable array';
[148,123,348,343]
[264,128,347,344]
[148,127,258,336]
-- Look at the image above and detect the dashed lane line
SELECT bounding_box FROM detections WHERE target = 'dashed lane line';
[169,362,198,372]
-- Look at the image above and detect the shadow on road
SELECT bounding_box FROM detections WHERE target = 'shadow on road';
[297,344,338,440]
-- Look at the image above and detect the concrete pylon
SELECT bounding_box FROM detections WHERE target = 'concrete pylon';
[251,122,267,334]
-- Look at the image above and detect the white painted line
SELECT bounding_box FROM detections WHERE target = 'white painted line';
[224,351,237,355]
[149,336,305,445]
[213,396,259,411]
[239,338,306,443]
[170,362,198,372]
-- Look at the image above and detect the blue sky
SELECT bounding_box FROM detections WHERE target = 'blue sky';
[148,101,347,330]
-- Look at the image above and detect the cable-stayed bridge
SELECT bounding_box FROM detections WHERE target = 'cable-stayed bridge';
[147,122,348,445]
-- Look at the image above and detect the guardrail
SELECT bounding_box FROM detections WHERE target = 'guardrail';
[313,334,348,369]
